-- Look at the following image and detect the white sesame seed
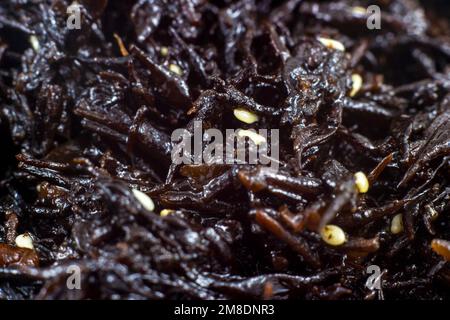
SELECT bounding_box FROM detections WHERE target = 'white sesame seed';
[390,214,404,234]
[160,47,169,57]
[29,35,40,52]
[169,64,183,76]
[132,189,155,212]
[320,225,347,246]
[15,233,34,250]
[160,209,174,217]
[350,74,363,97]
[317,37,345,52]
[237,129,266,146]
[352,6,367,16]
[233,108,259,124]
[354,171,369,193]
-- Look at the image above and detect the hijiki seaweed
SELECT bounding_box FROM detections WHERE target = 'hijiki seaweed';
[0,0,449,300]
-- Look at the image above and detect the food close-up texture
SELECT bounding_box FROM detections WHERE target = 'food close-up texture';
[0,0,449,300]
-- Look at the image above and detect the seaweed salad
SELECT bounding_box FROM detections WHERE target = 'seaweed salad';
[0,0,449,300]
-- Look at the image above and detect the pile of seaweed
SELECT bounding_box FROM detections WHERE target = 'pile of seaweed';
[0,0,449,299]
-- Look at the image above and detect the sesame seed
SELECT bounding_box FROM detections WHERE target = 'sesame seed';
[320,225,347,246]
[233,108,259,124]
[237,129,266,145]
[317,37,345,52]
[350,74,363,97]
[29,36,40,52]
[169,63,183,76]
[160,47,169,57]
[354,171,369,193]
[160,209,174,217]
[390,214,404,234]
[132,189,155,212]
[15,233,34,250]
